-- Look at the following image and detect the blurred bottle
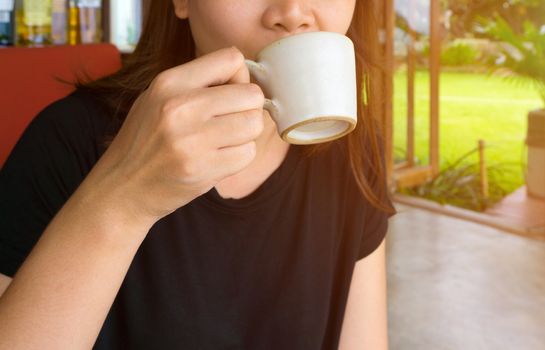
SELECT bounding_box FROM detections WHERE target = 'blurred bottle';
[110,0,142,53]
[78,0,101,44]
[67,0,79,44]
[15,0,52,46]
[13,0,23,43]
[0,0,15,46]
[51,0,66,44]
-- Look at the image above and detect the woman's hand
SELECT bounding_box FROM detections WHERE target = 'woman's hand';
[85,46,265,228]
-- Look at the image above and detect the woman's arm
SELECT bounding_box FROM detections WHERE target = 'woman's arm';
[0,274,12,297]
[0,177,152,350]
[338,238,388,350]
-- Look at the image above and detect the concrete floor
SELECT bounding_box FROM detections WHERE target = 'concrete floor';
[386,204,545,350]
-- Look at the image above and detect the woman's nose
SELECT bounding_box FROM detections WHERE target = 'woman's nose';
[262,1,317,34]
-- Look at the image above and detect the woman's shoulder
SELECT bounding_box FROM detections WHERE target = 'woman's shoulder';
[22,89,117,158]
[3,89,116,178]
[30,89,113,135]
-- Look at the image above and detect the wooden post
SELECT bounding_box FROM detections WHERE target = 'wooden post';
[407,0,417,167]
[429,0,441,176]
[479,140,489,200]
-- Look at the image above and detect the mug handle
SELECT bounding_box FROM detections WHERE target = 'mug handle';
[244,59,279,116]
[263,99,278,115]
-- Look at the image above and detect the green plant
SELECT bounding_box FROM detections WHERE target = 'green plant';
[441,40,480,66]
[477,15,545,107]
[398,147,514,212]
[394,70,537,193]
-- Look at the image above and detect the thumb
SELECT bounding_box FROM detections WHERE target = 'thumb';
[226,46,252,85]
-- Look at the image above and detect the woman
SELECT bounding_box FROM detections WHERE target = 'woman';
[0,0,396,349]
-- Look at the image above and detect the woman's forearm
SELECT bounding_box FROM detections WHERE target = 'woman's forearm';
[0,177,153,350]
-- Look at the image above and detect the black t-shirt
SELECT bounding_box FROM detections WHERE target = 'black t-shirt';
[0,90,394,349]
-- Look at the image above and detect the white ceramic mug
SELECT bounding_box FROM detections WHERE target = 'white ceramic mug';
[244,31,358,145]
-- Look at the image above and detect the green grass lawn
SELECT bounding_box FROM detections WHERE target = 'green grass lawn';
[394,69,543,194]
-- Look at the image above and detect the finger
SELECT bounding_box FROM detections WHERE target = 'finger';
[226,51,251,85]
[168,83,265,123]
[203,109,264,149]
[156,46,251,94]
[210,141,257,180]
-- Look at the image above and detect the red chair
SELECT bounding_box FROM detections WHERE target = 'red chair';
[0,44,122,167]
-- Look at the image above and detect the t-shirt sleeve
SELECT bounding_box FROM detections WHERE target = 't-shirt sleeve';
[357,195,395,261]
[0,93,101,277]
[356,136,397,261]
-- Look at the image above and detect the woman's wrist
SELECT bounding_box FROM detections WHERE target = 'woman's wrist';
[67,171,158,248]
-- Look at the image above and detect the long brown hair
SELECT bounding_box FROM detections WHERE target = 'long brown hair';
[77,0,395,214]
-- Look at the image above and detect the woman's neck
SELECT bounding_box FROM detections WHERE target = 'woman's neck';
[214,110,290,199]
